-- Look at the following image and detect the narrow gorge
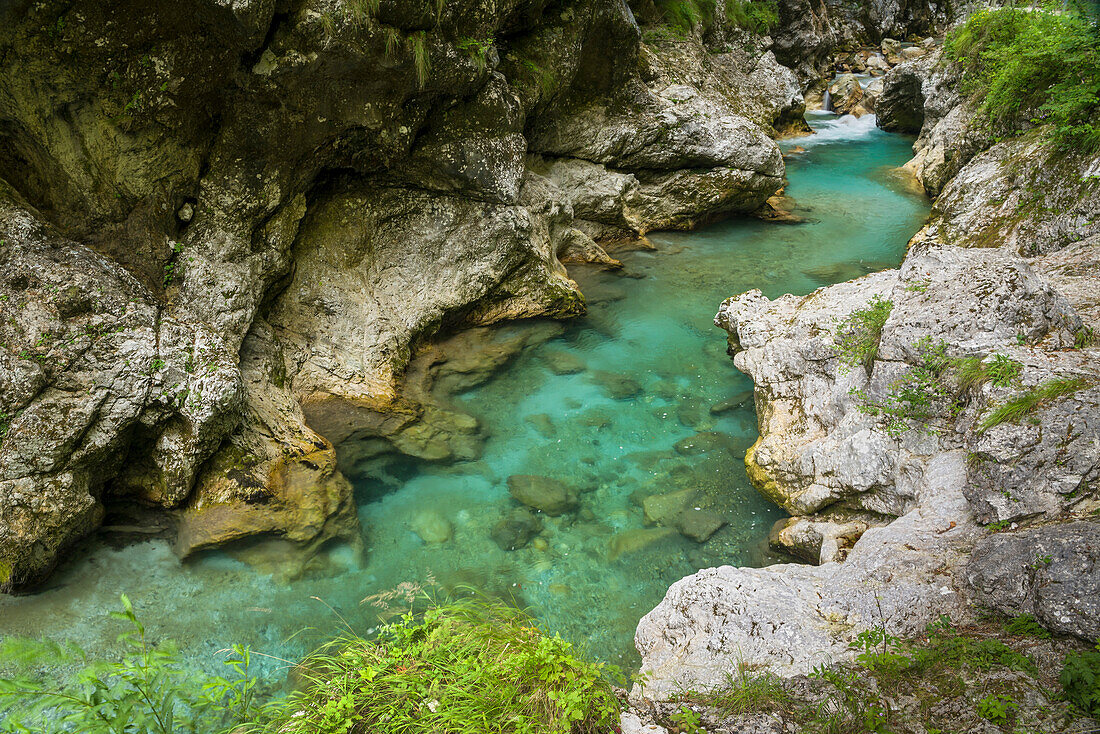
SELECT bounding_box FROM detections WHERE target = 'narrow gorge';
[0,1,1098,733]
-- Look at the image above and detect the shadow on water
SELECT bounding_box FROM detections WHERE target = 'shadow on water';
[0,113,929,677]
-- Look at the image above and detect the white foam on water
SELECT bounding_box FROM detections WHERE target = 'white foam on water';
[790,112,881,148]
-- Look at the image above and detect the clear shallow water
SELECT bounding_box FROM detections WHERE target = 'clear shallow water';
[0,113,928,679]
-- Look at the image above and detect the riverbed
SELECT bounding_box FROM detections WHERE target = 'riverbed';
[0,110,929,678]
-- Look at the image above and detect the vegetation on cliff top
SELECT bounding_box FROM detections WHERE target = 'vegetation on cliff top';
[945,2,1100,151]
[646,0,779,35]
[0,596,621,734]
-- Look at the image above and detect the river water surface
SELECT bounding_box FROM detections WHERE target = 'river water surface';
[0,111,929,678]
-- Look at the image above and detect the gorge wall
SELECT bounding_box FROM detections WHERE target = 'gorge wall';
[634,32,1100,708]
[2,0,942,592]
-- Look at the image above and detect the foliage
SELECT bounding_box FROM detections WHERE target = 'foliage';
[724,0,779,33]
[1002,613,1051,640]
[976,693,1018,724]
[944,4,1100,151]
[409,32,431,88]
[0,595,262,734]
[668,706,704,734]
[258,599,621,734]
[978,376,1094,432]
[807,665,893,733]
[849,337,958,436]
[1060,643,1100,716]
[953,353,1022,392]
[678,664,790,717]
[648,0,778,34]
[456,37,493,73]
[834,295,893,374]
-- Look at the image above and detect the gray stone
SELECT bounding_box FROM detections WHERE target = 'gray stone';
[967,521,1100,641]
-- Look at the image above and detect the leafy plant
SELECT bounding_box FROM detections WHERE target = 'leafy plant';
[1003,614,1051,639]
[979,376,1094,432]
[976,693,1018,724]
[1061,643,1100,716]
[0,595,262,734]
[668,705,705,733]
[807,665,893,733]
[724,0,778,33]
[456,37,493,73]
[835,295,893,374]
[944,4,1100,151]
[849,337,958,436]
[261,599,621,734]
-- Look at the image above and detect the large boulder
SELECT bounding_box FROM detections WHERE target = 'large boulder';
[876,59,928,133]
[967,522,1100,641]
[0,193,241,590]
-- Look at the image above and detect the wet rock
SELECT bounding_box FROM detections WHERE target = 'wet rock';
[967,521,1100,642]
[491,507,543,551]
[590,370,643,400]
[507,475,578,516]
[826,74,863,115]
[608,527,678,562]
[643,489,696,526]
[525,413,557,439]
[673,432,738,457]
[710,390,755,414]
[675,403,709,428]
[877,59,928,133]
[411,510,453,544]
[541,349,587,375]
[677,508,726,543]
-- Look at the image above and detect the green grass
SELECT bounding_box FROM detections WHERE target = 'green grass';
[945,3,1100,151]
[834,295,893,374]
[953,353,1022,392]
[676,665,791,717]
[978,376,1093,432]
[261,600,621,734]
[647,0,778,34]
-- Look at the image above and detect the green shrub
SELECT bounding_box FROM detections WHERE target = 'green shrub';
[945,4,1100,151]
[835,295,894,373]
[0,595,262,734]
[849,337,958,436]
[1061,643,1100,716]
[1003,613,1051,639]
[979,376,1093,432]
[724,0,779,33]
[648,0,778,34]
[976,693,1018,724]
[262,599,621,734]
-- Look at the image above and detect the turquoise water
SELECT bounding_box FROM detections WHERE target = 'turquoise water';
[0,112,928,678]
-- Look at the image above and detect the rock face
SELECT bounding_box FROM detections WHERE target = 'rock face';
[635,33,1100,698]
[0,0,800,589]
[967,522,1100,642]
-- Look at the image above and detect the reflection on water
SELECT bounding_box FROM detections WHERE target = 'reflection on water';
[0,113,928,678]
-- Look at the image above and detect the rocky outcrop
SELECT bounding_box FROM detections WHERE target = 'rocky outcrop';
[967,522,1100,642]
[0,0,802,588]
[636,31,1100,697]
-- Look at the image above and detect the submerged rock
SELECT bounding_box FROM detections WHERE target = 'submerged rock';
[411,510,453,544]
[589,370,643,400]
[677,508,726,543]
[507,475,578,516]
[608,527,678,562]
[541,349,587,375]
[643,489,696,526]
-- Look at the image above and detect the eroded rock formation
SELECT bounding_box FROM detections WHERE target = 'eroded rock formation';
[635,27,1100,697]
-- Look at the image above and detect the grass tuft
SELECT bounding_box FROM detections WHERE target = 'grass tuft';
[979,376,1093,432]
[263,599,621,734]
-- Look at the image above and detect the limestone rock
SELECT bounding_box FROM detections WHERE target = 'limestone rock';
[967,521,1100,641]
[677,508,726,543]
[643,489,696,526]
[876,58,929,133]
[0,195,241,591]
[609,527,678,562]
[826,74,863,116]
[507,475,578,516]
